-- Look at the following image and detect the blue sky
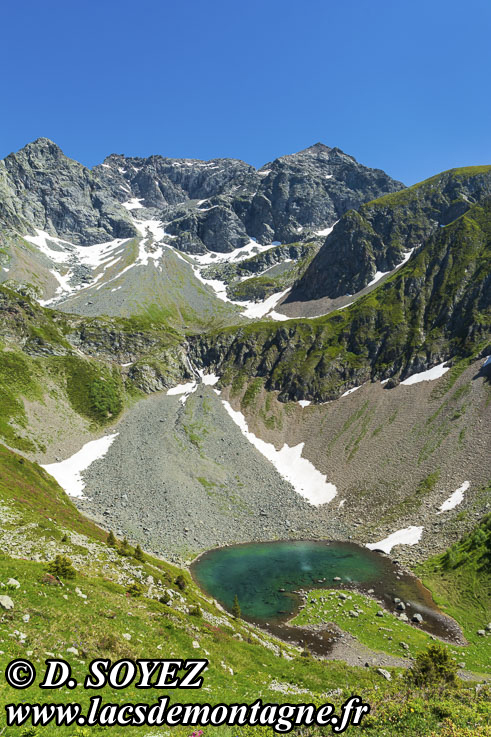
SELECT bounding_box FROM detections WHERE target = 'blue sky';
[1,0,490,184]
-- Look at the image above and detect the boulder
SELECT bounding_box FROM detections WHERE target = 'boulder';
[0,595,14,610]
[376,668,392,681]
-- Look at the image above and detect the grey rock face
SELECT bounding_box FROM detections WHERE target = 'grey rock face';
[243,144,403,245]
[92,142,403,253]
[0,139,137,245]
[164,198,250,254]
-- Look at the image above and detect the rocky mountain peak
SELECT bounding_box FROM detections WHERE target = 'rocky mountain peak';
[7,137,70,169]
[296,142,332,155]
[0,140,137,245]
[0,138,404,256]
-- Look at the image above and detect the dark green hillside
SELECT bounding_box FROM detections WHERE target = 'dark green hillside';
[291,165,491,301]
[192,199,491,401]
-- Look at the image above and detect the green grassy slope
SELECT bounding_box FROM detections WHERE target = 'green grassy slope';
[416,512,491,674]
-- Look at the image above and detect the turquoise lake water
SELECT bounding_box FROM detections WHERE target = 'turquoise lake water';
[191,540,462,646]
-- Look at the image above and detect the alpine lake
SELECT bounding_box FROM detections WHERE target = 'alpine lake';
[191,540,463,655]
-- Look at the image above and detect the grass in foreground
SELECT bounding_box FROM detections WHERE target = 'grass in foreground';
[416,511,491,675]
[0,447,490,735]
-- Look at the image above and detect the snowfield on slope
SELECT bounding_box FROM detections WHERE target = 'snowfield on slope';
[220,399,337,506]
[401,362,450,385]
[366,526,424,554]
[41,434,119,498]
[437,481,470,514]
[366,248,415,288]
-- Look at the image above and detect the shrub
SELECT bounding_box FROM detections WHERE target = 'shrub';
[107,530,117,548]
[406,643,458,688]
[46,555,76,580]
[97,633,119,653]
[126,582,144,598]
[133,544,144,562]
[175,574,187,591]
[231,594,241,619]
[118,537,131,556]
[189,605,202,617]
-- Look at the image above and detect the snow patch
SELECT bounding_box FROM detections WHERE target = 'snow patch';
[366,269,390,288]
[268,310,291,322]
[133,219,165,242]
[197,371,220,386]
[366,248,415,288]
[121,198,144,210]
[41,434,119,498]
[192,239,277,266]
[166,371,219,403]
[166,382,197,396]
[315,224,336,237]
[366,526,423,554]
[298,400,311,408]
[221,400,337,506]
[341,385,362,398]
[401,362,450,386]
[25,229,132,304]
[437,481,470,514]
[241,289,290,319]
[189,251,291,320]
